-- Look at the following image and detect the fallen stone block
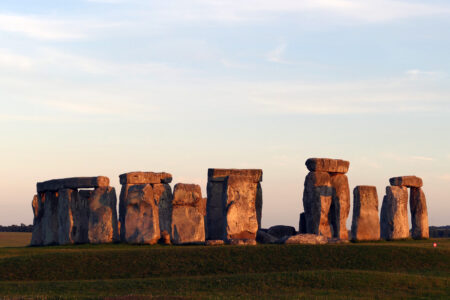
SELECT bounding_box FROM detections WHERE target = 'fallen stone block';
[389,176,423,188]
[284,234,328,245]
[305,158,350,174]
[228,239,257,246]
[205,240,225,246]
[351,186,380,241]
[256,230,278,244]
[267,225,296,239]
[410,187,429,239]
[380,186,409,240]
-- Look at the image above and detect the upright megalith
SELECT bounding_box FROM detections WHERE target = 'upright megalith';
[119,172,173,244]
[302,158,350,239]
[171,183,206,244]
[302,171,333,237]
[206,169,262,242]
[380,186,409,240]
[31,176,118,246]
[381,175,429,240]
[351,186,380,241]
[410,187,429,239]
[329,174,350,239]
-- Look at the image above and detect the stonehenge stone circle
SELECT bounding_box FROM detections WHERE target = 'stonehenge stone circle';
[206,169,262,242]
[351,186,380,241]
[31,176,118,246]
[381,176,429,240]
[119,172,173,244]
[171,183,206,244]
[302,158,350,239]
[410,187,429,239]
[380,186,409,240]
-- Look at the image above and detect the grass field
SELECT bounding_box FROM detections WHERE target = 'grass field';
[0,232,31,247]
[0,237,448,299]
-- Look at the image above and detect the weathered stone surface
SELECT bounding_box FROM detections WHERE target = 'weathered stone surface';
[256,230,278,244]
[284,234,328,245]
[119,172,172,185]
[327,238,350,244]
[305,158,350,174]
[351,186,380,241]
[88,187,118,244]
[42,191,59,245]
[205,240,225,246]
[302,171,333,238]
[228,239,257,246]
[410,187,429,239]
[380,186,409,240]
[267,225,296,239]
[31,195,43,246]
[57,189,75,245]
[171,183,206,244]
[207,170,262,241]
[37,176,109,193]
[389,176,423,188]
[120,184,160,244]
[225,175,259,240]
[299,212,306,233]
[153,183,173,236]
[329,174,350,239]
[206,180,227,240]
[208,168,263,183]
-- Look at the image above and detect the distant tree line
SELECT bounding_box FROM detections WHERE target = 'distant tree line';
[429,226,450,238]
[0,224,33,232]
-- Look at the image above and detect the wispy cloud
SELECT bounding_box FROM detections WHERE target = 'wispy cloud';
[410,156,434,161]
[266,43,288,64]
[0,49,33,69]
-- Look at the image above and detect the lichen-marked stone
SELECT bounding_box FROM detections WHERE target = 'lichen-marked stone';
[351,186,380,241]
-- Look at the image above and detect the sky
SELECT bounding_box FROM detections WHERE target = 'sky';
[0,0,449,228]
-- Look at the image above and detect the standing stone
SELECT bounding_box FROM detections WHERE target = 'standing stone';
[57,189,76,245]
[329,174,350,239]
[31,195,43,246]
[302,171,333,238]
[88,187,119,244]
[299,212,306,233]
[120,184,160,244]
[351,186,380,241]
[42,191,59,245]
[225,175,259,240]
[171,183,206,244]
[410,187,429,239]
[72,190,90,244]
[380,186,409,240]
[153,183,173,236]
[206,169,262,241]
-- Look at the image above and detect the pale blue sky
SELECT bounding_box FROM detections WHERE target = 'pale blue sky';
[0,0,449,227]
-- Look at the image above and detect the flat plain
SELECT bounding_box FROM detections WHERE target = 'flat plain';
[0,234,448,299]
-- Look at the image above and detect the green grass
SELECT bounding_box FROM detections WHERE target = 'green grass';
[0,232,31,247]
[0,239,449,299]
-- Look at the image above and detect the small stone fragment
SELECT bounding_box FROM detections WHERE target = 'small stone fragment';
[351,186,380,241]
[228,239,257,246]
[160,230,171,245]
[305,158,350,174]
[205,240,225,246]
[299,212,306,233]
[389,176,423,188]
